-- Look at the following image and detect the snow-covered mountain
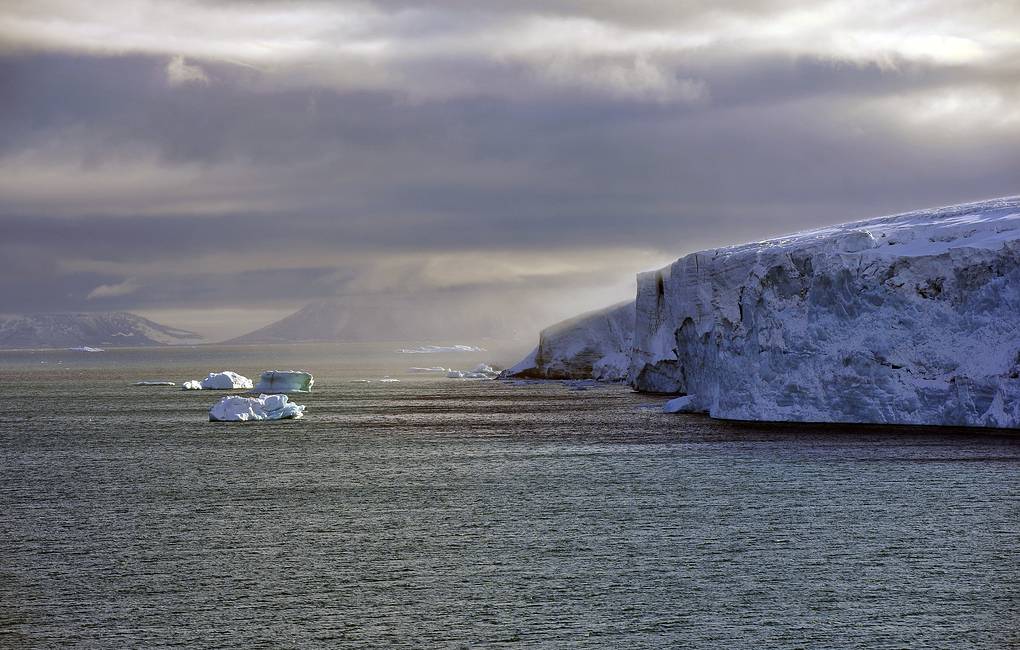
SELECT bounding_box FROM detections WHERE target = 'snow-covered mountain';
[0,312,203,349]
[228,296,523,344]
[507,195,1020,429]
[501,301,633,381]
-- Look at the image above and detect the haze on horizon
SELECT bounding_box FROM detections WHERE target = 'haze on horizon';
[1,0,1018,341]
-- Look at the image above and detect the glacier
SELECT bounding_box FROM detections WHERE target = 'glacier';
[501,301,633,382]
[209,394,305,422]
[182,371,254,390]
[506,196,1020,429]
[253,370,314,393]
[630,195,1020,428]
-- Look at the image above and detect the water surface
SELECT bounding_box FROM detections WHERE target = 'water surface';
[1,345,1017,648]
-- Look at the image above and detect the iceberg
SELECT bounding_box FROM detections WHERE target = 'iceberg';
[399,345,486,354]
[253,370,313,393]
[181,371,254,390]
[501,301,633,382]
[134,381,176,386]
[209,394,305,422]
[408,366,449,373]
[68,346,105,352]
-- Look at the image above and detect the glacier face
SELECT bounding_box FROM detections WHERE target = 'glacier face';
[502,301,634,381]
[631,196,1020,428]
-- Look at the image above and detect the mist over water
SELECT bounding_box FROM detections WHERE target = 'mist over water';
[1,344,1018,647]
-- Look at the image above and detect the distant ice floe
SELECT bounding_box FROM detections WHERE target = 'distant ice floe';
[181,371,254,390]
[209,394,305,422]
[351,379,372,383]
[254,370,313,393]
[379,377,400,383]
[68,346,105,352]
[446,363,500,380]
[408,366,449,373]
[399,345,486,354]
[134,381,176,386]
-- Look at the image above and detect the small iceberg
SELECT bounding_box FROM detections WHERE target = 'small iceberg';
[663,395,698,414]
[254,370,313,393]
[379,377,400,383]
[408,367,449,373]
[181,371,254,390]
[134,381,176,386]
[209,394,305,422]
[68,346,105,352]
[399,345,486,354]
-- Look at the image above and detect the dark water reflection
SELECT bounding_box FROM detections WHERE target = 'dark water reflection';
[1,346,1018,648]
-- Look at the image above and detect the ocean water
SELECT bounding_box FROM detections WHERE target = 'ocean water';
[1,344,1017,648]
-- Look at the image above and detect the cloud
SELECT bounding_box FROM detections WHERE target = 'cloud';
[0,1,1017,337]
[165,55,209,85]
[86,278,140,300]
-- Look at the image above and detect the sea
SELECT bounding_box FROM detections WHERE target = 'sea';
[1,343,1017,648]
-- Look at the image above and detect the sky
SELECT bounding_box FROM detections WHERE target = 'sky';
[1,0,1018,340]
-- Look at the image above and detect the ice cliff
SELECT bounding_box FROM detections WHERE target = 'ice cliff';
[506,196,1020,429]
[631,196,1020,428]
[502,301,633,382]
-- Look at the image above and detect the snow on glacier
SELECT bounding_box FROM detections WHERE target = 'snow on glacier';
[209,394,305,422]
[631,195,1020,428]
[253,370,313,393]
[502,301,633,382]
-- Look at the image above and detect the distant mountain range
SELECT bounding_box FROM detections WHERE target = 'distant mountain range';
[228,298,524,344]
[0,312,204,349]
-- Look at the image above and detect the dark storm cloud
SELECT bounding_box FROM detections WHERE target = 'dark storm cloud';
[0,0,1018,334]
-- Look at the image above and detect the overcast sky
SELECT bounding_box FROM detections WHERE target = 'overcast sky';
[1,0,1018,339]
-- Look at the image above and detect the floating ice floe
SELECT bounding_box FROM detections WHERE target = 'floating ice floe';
[134,381,176,386]
[662,395,698,414]
[408,366,449,373]
[379,377,400,383]
[399,345,486,354]
[181,371,254,390]
[351,379,372,383]
[446,363,500,380]
[68,346,105,352]
[254,370,313,393]
[209,394,305,422]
